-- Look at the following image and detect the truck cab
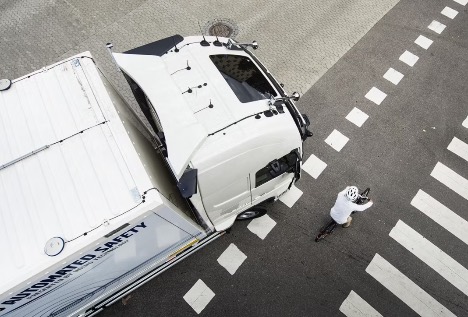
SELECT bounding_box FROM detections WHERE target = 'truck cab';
[114,35,312,231]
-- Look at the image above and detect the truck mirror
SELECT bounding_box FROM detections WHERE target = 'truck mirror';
[177,168,198,198]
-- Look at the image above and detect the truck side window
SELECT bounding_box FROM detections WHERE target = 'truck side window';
[255,150,299,187]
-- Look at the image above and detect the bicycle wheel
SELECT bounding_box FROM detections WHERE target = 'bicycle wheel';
[315,232,327,242]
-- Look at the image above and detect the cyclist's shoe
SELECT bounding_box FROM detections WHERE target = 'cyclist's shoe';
[342,216,352,228]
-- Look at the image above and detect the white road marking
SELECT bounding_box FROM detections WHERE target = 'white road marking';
[325,129,349,152]
[383,68,404,85]
[463,116,468,128]
[302,154,327,179]
[431,162,468,200]
[279,184,303,208]
[399,50,419,67]
[217,243,247,275]
[415,35,433,49]
[428,20,446,34]
[453,0,468,5]
[365,87,387,105]
[411,189,468,245]
[441,6,458,19]
[247,214,277,239]
[390,220,468,296]
[183,279,215,314]
[339,291,383,317]
[346,107,369,127]
[366,254,456,317]
[448,137,468,162]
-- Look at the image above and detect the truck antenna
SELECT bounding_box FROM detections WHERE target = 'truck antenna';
[172,35,179,52]
[105,43,121,72]
[213,36,222,47]
[198,21,210,46]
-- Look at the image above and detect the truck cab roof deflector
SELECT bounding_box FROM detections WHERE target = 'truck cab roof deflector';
[113,52,207,179]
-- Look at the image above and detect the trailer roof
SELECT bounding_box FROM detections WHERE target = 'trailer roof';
[0,52,158,295]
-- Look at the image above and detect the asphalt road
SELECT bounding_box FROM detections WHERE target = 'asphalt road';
[1,0,467,316]
[100,0,468,316]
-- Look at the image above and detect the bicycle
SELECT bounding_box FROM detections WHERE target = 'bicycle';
[314,188,370,242]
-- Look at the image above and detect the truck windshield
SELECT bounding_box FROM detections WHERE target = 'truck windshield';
[210,54,277,103]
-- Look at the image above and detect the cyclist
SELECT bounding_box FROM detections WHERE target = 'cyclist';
[330,186,373,228]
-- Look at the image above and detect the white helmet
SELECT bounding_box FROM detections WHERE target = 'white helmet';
[346,186,359,202]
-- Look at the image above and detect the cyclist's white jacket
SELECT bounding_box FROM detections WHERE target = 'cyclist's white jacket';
[330,187,373,224]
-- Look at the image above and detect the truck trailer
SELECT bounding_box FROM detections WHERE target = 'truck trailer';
[0,35,311,317]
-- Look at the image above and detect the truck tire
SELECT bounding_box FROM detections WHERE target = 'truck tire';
[236,206,267,221]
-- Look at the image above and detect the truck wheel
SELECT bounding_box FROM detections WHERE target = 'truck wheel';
[236,206,267,221]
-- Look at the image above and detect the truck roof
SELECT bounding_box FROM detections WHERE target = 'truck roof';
[0,52,160,295]
[114,36,298,179]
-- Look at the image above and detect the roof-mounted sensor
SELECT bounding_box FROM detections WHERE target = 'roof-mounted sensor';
[0,79,12,91]
[44,237,65,256]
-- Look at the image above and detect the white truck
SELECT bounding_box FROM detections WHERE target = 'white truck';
[0,35,312,317]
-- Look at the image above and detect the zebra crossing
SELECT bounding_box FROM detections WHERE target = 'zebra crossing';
[340,124,468,316]
[337,1,468,315]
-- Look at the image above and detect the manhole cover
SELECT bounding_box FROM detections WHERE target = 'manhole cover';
[203,19,239,38]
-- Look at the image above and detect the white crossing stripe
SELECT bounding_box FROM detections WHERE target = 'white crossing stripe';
[390,220,468,296]
[365,87,387,105]
[428,20,446,34]
[217,243,247,275]
[441,6,458,19]
[399,51,419,67]
[279,184,303,208]
[448,137,468,162]
[411,189,468,245]
[339,291,383,317]
[431,162,468,200]
[302,154,327,179]
[415,35,433,49]
[383,68,404,85]
[183,279,215,314]
[325,129,349,152]
[247,214,277,239]
[346,107,369,127]
[453,0,468,5]
[463,116,468,128]
[366,254,456,317]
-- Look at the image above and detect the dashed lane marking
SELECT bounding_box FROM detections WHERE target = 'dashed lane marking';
[453,0,468,6]
[346,107,369,127]
[247,214,277,240]
[366,254,456,317]
[217,243,247,275]
[302,154,327,179]
[428,20,446,34]
[441,7,459,19]
[431,162,468,200]
[183,279,215,314]
[325,129,349,152]
[462,116,468,128]
[339,291,383,317]
[399,50,419,67]
[415,35,433,50]
[279,184,303,208]
[383,68,404,85]
[411,190,468,245]
[448,136,468,162]
[390,220,468,296]
[365,87,387,105]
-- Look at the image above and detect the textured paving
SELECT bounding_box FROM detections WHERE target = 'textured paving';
[1,0,399,104]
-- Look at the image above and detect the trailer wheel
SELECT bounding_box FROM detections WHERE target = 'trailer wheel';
[236,206,267,221]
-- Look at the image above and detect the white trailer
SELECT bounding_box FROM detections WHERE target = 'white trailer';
[0,35,311,316]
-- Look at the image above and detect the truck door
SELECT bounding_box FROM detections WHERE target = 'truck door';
[250,149,301,205]
[197,168,252,223]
